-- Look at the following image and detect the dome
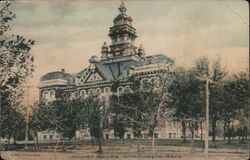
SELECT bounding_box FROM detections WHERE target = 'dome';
[40,69,72,81]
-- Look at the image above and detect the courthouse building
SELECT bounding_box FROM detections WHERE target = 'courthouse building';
[39,2,201,140]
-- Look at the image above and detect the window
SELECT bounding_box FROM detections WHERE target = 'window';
[154,133,158,139]
[124,86,131,93]
[173,133,176,139]
[117,87,124,94]
[89,89,94,95]
[80,90,86,97]
[105,134,109,140]
[96,88,102,94]
[173,121,176,128]
[43,135,47,140]
[50,135,53,140]
[70,92,76,100]
[127,134,131,139]
[43,91,49,100]
[63,93,67,101]
[50,90,55,98]
[169,133,172,139]
[104,87,110,93]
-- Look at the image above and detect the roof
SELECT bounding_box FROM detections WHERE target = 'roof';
[95,63,115,80]
[95,60,138,80]
[145,54,174,63]
[133,54,174,67]
[40,71,72,81]
[76,68,88,76]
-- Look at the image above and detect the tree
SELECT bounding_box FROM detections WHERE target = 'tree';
[167,67,202,146]
[110,95,127,144]
[112,71,171,154]
[84,96,105,153]
[30,102,58,149]
[0,1,35,92]
[1,98,25,147]
[221,72,249,143]
[0,1,35,151]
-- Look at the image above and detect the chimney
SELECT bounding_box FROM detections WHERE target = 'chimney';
[61,69,65,73]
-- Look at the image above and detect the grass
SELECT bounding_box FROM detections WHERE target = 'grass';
[2,139,248,151]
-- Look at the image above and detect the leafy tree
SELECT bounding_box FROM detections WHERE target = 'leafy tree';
[0,1,35,92]
[0,98,25,145]
[167,67,202,144]
[110,95,127,144]
[30,102,57,149]
[112,72,171,154]
[84,96,105,153]
[0,1,35,151]
[221,72,249,143]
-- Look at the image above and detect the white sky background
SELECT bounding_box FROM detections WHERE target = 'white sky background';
[9,0,249,103]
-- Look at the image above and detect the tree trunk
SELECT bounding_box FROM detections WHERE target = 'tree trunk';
[122,137,125,144]
[35,130,39,150]
[200,120,203,141]
[91,138,94,145]
[211,120,216,146]
[152,129,155,155]
[54,137,60,160]
[223,121,226,141]
[182,120,186,143]
[62,138,66,151]
[189,121,194,152]
[6,138,10,150]
[242,126,247,142]
[13,133,16,145]
[97,138,102,153]
[231,126,235,140]
[227,122,231,144]
[137,139,141,156]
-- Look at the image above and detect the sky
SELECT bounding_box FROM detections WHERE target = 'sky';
[9,0,249,103]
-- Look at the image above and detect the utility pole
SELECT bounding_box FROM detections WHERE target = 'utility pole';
[0,91,3,159]
[23,85,32,150]
[205,77,209,159]
[197,76,211,159]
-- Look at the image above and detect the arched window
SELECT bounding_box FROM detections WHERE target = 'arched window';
[96,88,102,94]
[50,90,55,99]
[124,86,131,93]
[80,90,86,97]
[43,91,49,100]
[104,87,110,93]
[117,87,124,94]
[63,93,67,101]
[88,89,94,95]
